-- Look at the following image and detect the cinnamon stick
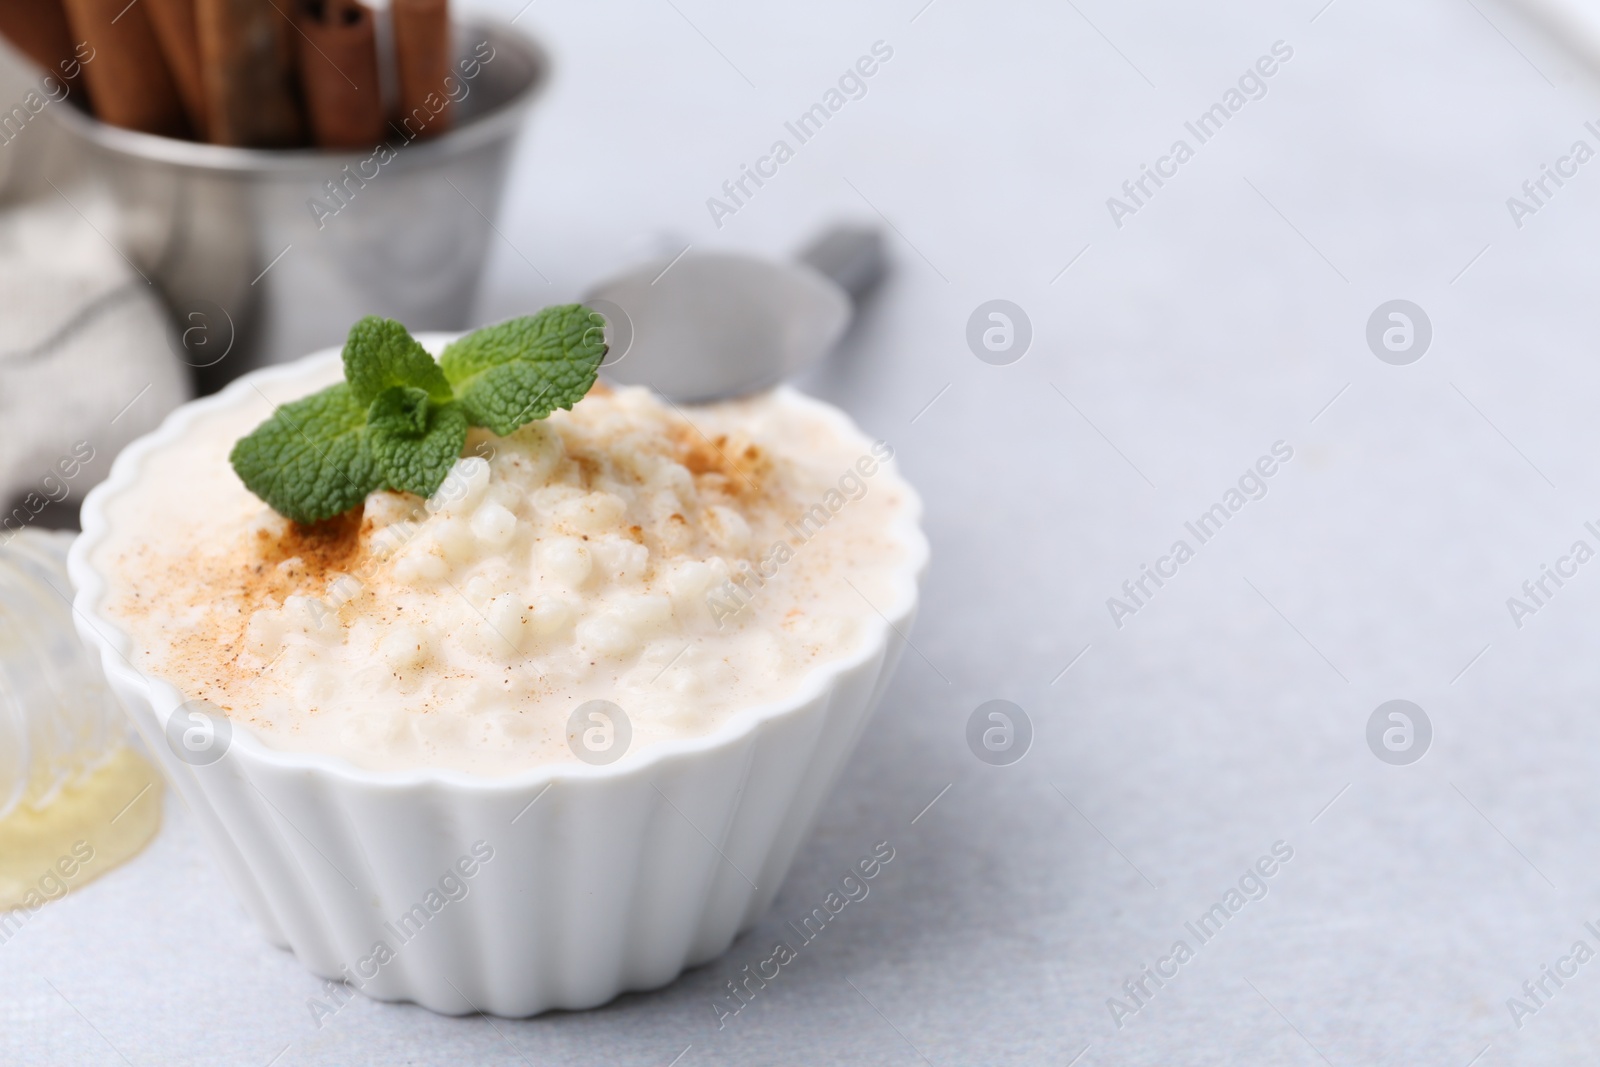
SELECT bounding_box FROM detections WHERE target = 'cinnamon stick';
[0,0,77,75]
[391,0,450,139]
[144,0,207,133]
[296,0,383,149]
[194,0,304,146]
[59,0,189,136]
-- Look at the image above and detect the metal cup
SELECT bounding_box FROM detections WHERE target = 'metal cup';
[46,19,547,391]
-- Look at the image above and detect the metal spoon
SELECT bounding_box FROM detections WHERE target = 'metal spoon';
[584,226,886,404]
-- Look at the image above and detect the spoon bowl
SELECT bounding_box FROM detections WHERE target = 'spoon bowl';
[584,227,884,404]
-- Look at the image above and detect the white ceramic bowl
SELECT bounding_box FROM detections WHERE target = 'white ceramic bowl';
[66,339,927,1016]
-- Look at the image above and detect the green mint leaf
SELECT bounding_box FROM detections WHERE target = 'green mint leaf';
[342,315,453,407]
[438,305,606,435]
[229,383,381,525]
[231,306,606,523]
[367,385,431,437]
[365,388,470,499]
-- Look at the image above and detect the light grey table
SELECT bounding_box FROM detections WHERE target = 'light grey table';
[9,0,1600,1062]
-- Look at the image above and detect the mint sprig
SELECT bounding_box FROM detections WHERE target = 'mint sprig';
[230,307,606,524]
[440,305,608,435]
[366,388,470,499]
[227,384,382,523]
[343,317,453,406]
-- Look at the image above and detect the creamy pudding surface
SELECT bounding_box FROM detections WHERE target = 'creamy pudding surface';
[96,360,915,775]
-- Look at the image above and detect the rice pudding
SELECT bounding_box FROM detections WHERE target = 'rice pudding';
[95,359,914,776]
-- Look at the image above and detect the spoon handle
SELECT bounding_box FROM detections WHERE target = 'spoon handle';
[796,226,887,305]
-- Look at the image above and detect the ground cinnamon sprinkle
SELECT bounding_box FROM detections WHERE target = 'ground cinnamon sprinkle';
[125,504,383,713]
[231,504,377,606]
[671,425,771,498]
[254,505,367,575]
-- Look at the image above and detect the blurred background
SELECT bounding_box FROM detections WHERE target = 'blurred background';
[8,0,1600,1063]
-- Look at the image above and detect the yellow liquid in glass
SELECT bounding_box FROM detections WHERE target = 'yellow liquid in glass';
[0,745,162,910]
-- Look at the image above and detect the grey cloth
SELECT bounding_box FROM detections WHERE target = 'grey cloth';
[0,192,189,527]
